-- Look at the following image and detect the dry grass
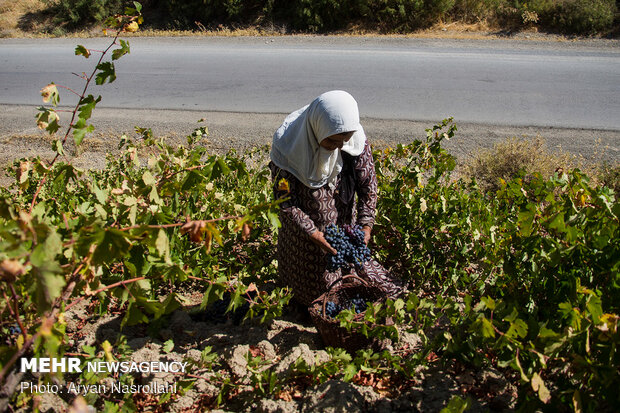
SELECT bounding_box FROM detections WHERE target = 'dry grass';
[0,0,48,37]
[462,136,601,192]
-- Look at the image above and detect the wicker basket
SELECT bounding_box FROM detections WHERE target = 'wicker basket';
[309,275,392,353]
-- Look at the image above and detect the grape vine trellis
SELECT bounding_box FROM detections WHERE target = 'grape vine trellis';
[0,6,619,411]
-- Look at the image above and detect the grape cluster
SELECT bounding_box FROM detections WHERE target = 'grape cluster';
[324,224,371,271]
[325,301,341,318]
[323,295,369,318]
[348,297,368,314]
[8,324,21,336]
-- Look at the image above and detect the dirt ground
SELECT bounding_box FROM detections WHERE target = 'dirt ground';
[11,290,517,413]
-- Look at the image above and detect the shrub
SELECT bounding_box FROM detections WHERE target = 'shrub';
[164,0,268,30]
[553,0,617,34]
[451,0,503,23]
[369,0,456,31]
[599,161,620,198]
[48,0,127,28]
[280,0,349,31]
[464,136,578,192]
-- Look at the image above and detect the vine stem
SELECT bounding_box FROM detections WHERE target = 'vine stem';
[1,289,24,341]
[118,215,243,232]
[28,28,124,212]
[65,276,146,312]
[56,29,123,154]
[161,164,211,182]
[8,284,28,342]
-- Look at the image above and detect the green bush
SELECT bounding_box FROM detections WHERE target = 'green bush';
[451,0,502,23]
[369,0,456,31]
[49,0,126,28]
[164,0,267,29]
[277,0,349,31]
[599,161,620,199]
[553,0,617,34]
[46,0,618,36]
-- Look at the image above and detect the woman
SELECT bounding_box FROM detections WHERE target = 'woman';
[270,90,403,306]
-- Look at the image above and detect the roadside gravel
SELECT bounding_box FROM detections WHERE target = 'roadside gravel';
[1,104,618,179]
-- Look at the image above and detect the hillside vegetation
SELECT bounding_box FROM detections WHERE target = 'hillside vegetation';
[1,0,618,37]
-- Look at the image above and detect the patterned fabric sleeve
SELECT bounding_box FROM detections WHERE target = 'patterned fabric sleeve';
[354,141,378,229]
[270,162,318,236]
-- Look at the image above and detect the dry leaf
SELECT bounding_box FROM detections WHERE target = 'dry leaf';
[0,259,24,283]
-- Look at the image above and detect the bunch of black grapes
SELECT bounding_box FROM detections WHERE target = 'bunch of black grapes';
[324,295,368,318]
[193,291,252,325]
[324,224,371,271]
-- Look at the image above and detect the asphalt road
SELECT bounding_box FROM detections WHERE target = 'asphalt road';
[1,36,619,130]
[0,36,619,173]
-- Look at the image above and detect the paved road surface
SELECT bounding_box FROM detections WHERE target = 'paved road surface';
[1,36,619,130]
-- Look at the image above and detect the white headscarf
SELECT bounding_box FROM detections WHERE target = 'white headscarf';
[270,90,366,189]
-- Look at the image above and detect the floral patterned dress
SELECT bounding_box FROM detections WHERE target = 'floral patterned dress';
[270,141,403,306]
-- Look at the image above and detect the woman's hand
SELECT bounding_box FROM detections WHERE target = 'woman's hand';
[362,225,372,245]
[309,230,337,255]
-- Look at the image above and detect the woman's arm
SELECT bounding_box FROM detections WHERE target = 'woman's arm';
[270,162,336,254]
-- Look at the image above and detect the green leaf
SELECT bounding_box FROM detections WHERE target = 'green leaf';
[92,181,108,204]
[267,211,280,229]
[32,260,65,312]
[75,45,91,58]
[181,170,206,191]
[78,227,132,266]
[201,282,227,310]
[52,139,64,156]
[78,95,101,120]
[31,230,63,266]
[163,339,174,354]
[479,317,495,338]
[154,293,181,319]
[142,170,156,186]
[548,213,565,232]
[586,294,603,324]
[531,372,551,403]
[506,319,528,339]
[343,364,358,382]
[95,62,116,85]
[122,302,148,327]
[82,345,96,357]
[112,39,130,61]
[518,210,535,237]
[213,158,231,178]
[73,118,95,146]
[36,107,60,134]
[155,229,170,262]
[440,395,471,413]
[512,353,529,382]
[149,185,161,204]
[45,230,63,258]
[481,296,496,311]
